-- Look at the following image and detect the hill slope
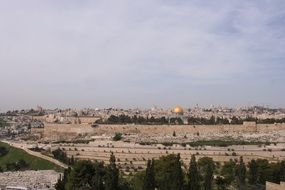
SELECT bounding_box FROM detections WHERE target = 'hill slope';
[0,141,63,172]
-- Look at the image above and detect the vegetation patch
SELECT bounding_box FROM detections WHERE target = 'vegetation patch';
[52,139,92,144]
[0,141,63,172]
[141,140,272,147]
[113,133,123,141]
[186,140,270,147]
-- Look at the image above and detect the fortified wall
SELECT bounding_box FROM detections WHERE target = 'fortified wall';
[93,122,285,136]
[32,123,96,141]
[31,122,285,140]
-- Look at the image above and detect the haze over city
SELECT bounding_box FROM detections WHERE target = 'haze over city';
[0,0,285,111]
[1,1,285,189]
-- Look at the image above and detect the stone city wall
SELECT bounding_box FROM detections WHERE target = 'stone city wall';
[42,123,96,141]
[33,122,285,140]
[93,123,285,136]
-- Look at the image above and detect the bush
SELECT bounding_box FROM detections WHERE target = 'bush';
[113,133,123,141]
[0,146,9,157]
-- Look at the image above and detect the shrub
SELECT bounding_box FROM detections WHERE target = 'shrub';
[113,133,123,141]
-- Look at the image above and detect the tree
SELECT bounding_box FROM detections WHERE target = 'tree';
[130,171,145,190]
[55,169,70,190]
[66,160,95,190]
[280,161,285,182]
[91,162,105,190]
[113,133,123,141]
[105,153,119,190]
[55,177,64,190]
[0,146,8,157]
[171,154,184,190]
[154,154,184,190]
[52,148,69,164]
[221,160,236,185]
[198,157,215,190]
[256,159,269,185]
[248,159,258,185]
[69,155,75,166]
[215,176,226,190]
[16,159,29,170]
[188,155,200,190]
[236,157,246,190]
[142,160,155,190]
[204,163,214,190]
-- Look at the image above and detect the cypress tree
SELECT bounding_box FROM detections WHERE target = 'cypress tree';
[236,157,246,190]
[280,161,285,182]
[171,154,184,190]
[204,163,213,190]
[105,152,119,190]
[142,160,155,190]
[188,155,200,190]
[248,159,258,185]
[55,176,64,190]
[92,162,105,190]
[70,155,75,166]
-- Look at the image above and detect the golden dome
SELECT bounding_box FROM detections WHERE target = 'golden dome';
[173,106,184,114]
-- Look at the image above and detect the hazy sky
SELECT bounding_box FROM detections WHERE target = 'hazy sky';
[0,0,285,111]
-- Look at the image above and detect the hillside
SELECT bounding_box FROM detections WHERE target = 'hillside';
[0,141,63,172]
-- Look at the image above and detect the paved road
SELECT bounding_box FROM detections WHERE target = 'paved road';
[1,140,68,169]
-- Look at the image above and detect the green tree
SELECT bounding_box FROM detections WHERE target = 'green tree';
[188,155,200,190]
[154,154,184,190]
[280,161,285,182]
[55,169,70,190]
[256,159,269,185]
[198,157,215,190]
[0,146,8,157]
[69,155,75,166]
[215,176,226,190]
[248,159,258,185]
[129,171,145,190]
[171,154,184,190]
[91,162,105,190]
[221,160,236,185]
[236,157,246,190]
[66,160,95,190]
[105,153,119,190]
[16,159,29,170]
[142,160,155,190]
[204,163,214,190]
[113,133,123,141]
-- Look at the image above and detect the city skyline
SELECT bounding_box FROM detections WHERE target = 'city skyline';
[0,0,285,111]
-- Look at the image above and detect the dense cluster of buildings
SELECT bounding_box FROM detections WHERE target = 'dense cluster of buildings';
[1,106,284,139]
[2,105,285,120]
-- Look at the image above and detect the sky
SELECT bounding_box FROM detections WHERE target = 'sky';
[0,0,285,111]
